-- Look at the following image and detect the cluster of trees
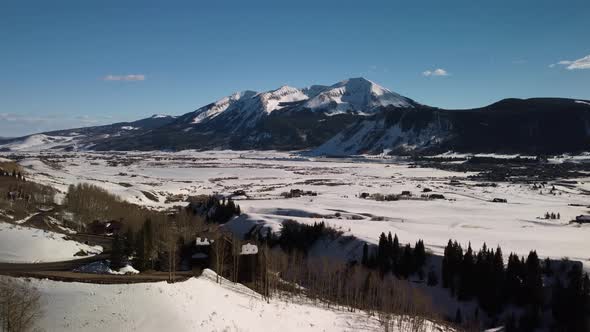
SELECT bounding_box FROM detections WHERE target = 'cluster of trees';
[361,232,427,280]
[551,264,590,332]
[65,183,128,228]
[0,173,55,221]
[0,169,25,180]
[543,211,560,219]
[187,195,241,224]
[64,183,180,232]
[256,242,441,332]
[0,277,42,332]
[274,221,340,254]
[442,240,590,331]
[109,209,207,275]
[442,241,507,316]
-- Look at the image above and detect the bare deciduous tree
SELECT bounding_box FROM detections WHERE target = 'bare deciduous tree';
[0,277,42,332]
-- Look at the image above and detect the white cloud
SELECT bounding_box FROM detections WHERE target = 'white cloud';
[551,55,590,70]
[103,74,146,81]
[422,68,449,77]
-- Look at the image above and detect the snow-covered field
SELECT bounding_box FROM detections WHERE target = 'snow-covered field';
[0,221,102,263]
[7,150,590,270]
[30,269,383,332]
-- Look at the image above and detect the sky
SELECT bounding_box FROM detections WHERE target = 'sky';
[1,0,589,137]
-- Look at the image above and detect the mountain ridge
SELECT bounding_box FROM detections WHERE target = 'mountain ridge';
[2,78,590,155]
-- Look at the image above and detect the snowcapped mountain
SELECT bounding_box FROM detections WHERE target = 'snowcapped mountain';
[303,77,414,113]
[180,77,415,129]
[2,78,590,155]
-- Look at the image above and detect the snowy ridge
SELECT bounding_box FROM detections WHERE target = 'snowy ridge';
[304,78,413,114]
[256,85,308,113]
[188,78,414,126]
[192,91,257,124]
[1,134,79,152]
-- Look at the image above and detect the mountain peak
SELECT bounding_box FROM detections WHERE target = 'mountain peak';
[257,85,307,113]
[304,77,413,113]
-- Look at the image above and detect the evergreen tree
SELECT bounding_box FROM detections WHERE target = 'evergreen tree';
[414,239,427,271]
[442,240,453,288]
[391,234,400,273]
[361,242,369,267]
[400,244,413,278]
[505,253,523,304]
[124,228,135,257]
[458,243,475,300]
[110,234,125,270]
[134,227,146,271]
[377,233,389,275]
[524,250,543,309]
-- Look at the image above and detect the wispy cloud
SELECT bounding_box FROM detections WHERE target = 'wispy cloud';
[550,54,590,70]
[102,74,146,81]
[0,113,117,137]
[422,68,449,77]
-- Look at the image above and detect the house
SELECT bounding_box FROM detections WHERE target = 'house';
[191,237,214,269]
[238,243,259,283]
[87,220,123,235]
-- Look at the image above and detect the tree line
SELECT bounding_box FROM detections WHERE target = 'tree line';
[441,240,590,331]
[361,232,427,280]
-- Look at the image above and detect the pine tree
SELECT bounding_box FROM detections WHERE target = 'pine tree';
[124,228,135,257]
[524,250,543,309]
[391,234,400,273]
[134,227,146,271]
[377,233,389,275]
[110,234,125,270]
[458,243,475,300]
[442,240,453,288]
[400,244,413,278]
[414,239,426,271]
[361,243,369,267]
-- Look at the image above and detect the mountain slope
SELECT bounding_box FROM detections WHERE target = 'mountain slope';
[312,98,590,155]
[0,114,177,151]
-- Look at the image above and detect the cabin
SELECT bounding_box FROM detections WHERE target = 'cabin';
[88,220,123,235]
[492,198,507,203]
[191,237,214,269]
[238,243,259,284]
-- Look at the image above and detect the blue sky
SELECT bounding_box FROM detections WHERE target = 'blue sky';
[1,0,589,137]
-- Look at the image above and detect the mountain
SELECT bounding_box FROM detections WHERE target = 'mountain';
[0,114,177,152]
[89,78,418,151]
[313,98,590,155]
[1,78,590,155]
[302,77,414,113]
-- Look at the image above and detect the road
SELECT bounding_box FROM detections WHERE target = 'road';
[0,254,195,284]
